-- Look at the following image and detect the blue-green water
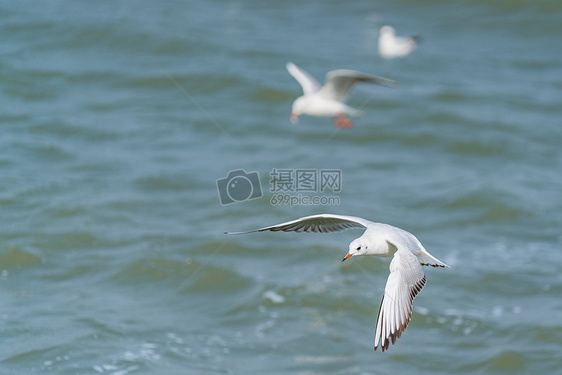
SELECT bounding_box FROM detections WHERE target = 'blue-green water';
[1,1,561,374]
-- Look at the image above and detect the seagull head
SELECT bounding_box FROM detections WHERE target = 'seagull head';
[380,25,395,37]
[342,238,368,262]
[290,97,306,124]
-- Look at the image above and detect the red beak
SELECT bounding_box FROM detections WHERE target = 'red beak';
[289,112,299,123]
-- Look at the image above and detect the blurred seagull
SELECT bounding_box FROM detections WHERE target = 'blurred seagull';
[286,62,396,128]
[226,214,449,352]
[378,25,420,59]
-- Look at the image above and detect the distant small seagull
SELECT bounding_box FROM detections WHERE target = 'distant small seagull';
[378,25,420,59]
[226,214,449,352]
[286,62,396,128]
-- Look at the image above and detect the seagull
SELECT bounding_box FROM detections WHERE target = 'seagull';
[286,62,396,128]
[378,26,420,59]
[226,213,449,352]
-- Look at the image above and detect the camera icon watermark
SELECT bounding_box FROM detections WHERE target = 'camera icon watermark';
[216,169,263,205]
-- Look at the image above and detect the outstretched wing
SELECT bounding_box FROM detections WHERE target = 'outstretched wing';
[318,70,397,102]
[374,248,426,352]
[286,62,321,96]
[226,214,372,234]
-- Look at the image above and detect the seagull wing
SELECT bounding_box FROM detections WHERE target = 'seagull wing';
[318,70,397,102]
[286,62,321,96]
[226,214,372,234]
[374,247,426,352]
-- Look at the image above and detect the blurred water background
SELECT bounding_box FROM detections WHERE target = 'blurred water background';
[1,0,561,374]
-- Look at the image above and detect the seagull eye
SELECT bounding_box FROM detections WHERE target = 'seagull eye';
[356,246,361,251]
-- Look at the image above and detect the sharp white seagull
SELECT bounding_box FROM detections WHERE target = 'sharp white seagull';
[378,25,420,59]
[286,62,396,128]
[226,213,449,352]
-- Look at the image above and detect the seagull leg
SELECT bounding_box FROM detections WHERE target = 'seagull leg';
[332,114,353,128]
